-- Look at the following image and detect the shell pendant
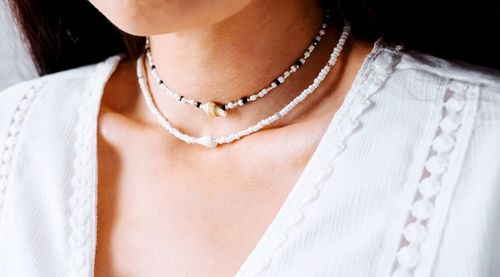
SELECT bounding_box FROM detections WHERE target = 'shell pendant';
[200,102,227,117]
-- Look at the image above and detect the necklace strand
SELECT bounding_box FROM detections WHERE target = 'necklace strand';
[144,10,331,118]
[137,23,351,148]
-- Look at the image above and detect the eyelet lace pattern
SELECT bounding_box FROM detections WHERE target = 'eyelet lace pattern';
[391,80,470,277]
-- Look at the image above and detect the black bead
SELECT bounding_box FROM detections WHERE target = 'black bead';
[196,101,201,108]
[159,80,164,84]
[221,105,226,111]
[151,65,156,70]
[241,97,248,104]
[294,60,302,68]
[179,95,184,101]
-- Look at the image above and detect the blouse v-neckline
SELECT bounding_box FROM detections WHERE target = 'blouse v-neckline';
[68,38,402,277]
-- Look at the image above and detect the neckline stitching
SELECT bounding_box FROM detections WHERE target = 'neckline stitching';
[236,39,403,276]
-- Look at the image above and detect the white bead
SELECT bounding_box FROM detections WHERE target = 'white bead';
[240,129,250,136]
[418,177,441,197]
[284,71,290,78]
[238,99,244,105]
[403,222,427,243]
[431,134,455,153]
[319,30,326,35]
[278,76,285,83]
[304,51,310,58]
[271,82,278,88]
[439,115,461,132]
[397,245,420,268]
[249,95,257,101]
[444,95,465,113]
[425,155,448,176]
[411,199,434,220]
[308,45,315,52]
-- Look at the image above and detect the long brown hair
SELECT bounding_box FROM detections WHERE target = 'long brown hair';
[10,0,500,75]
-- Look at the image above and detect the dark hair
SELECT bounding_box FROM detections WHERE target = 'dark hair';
[10,0,500,75]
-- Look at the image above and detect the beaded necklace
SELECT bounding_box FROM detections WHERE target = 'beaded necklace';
[145,10,331,118]
[136,23,350,148]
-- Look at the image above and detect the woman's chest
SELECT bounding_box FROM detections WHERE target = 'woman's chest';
[93,122,328,276]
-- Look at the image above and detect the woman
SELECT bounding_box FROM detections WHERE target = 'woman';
[0,0,499,276]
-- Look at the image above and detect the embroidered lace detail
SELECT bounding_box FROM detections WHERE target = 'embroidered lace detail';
[391,80,469,277]
[0,82,46,223]
[68,55,123,276]
[246,43,403,276]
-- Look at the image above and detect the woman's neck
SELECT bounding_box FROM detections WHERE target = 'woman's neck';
[147,0,325,102]
[134,0,350,135]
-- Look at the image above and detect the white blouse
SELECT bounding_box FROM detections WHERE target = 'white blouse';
[0,40,499,277]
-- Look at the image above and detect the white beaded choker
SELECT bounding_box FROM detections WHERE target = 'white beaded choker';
[136,23,351,148]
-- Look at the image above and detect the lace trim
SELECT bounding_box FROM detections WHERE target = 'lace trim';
[246,43,403,276]
[68,55,123,276]
[391,80,470,277]
[0,82,46,223]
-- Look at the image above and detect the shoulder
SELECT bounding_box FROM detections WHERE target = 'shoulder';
[0,54,123,109]
[390,47,500,90]
[375,45,499,120]
[0,57,102,116]
[0,54,123,159]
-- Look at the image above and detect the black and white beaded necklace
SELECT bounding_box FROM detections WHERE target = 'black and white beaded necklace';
[137,23,351,147]
[144,10,331,118]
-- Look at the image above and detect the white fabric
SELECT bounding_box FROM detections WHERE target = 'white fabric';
[0,40,499,277]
